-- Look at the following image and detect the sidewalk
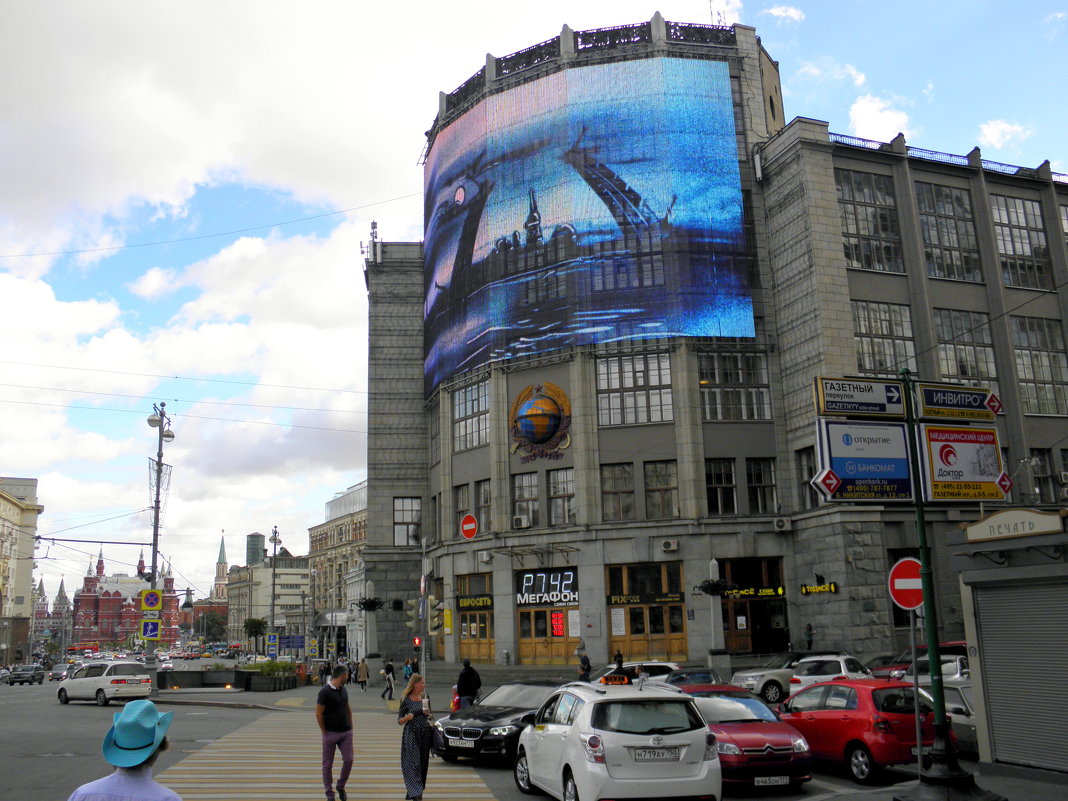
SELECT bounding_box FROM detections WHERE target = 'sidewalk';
[840,763,1068,800]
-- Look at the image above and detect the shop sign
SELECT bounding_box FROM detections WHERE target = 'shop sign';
[800,581,838,595]
[605,592,685,605]
[515,568,579,607]
[457,594,494,610]
[918,424,1007,501]
[723,585,784,599]
[963,508,1065,542]
[443,609,453,635]
[815,420,912,502]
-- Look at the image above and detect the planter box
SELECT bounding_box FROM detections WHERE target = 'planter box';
[202,669,236,687]
[245,673,298,692]
[160,670,203,689]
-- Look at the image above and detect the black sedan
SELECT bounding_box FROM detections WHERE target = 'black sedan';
[432,680,558,762]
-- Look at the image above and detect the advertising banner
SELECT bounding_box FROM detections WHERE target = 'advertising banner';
[919,424,1006,501]
[815,420,912,502]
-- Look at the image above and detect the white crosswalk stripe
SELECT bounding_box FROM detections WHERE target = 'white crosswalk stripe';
[158,711,497,800]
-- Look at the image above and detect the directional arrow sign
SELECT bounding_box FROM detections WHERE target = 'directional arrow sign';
[814,377,906,418]
[996,472,1013,494]
[917,383,999,421]
[811,468,842,498]
[888,558,924,610]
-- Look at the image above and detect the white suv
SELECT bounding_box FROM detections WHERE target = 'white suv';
[789,655,870,691]
[57,661,152,706]
[514,682,721,801]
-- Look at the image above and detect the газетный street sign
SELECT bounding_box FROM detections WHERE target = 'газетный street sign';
[814,377,905,418]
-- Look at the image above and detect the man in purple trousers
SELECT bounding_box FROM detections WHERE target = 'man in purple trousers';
[316,664,353,801]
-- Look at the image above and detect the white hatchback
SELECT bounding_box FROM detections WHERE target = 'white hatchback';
[514,682,721,801]
[57,661,152,706]
[789,655,870,691]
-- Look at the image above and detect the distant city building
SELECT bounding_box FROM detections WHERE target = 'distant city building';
[72,550,180,647]
[225,531,309,648]
[0,477,44,663]
[309,481,366,659]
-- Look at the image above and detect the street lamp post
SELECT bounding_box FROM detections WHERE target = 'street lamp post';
[146,402,174,696]
[269,526,281,655]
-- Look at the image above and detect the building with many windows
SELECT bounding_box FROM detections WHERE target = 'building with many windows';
[357,14,1068,715]
[308,481,366,659]
[0,477,43,663]
[225,532,309,648]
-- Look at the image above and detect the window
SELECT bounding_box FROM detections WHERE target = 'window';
[796,447,819,510]
[853,300,916,375]
[746,458,777,514]
[1030,448,1054,503]
[992,195,1051,289]
[1012,316,1068,415]
[644,461,679,519]
[454,484,470,538]
[393,498,421,546]
[705,459,736,515]
[476,479,491,535]
[428,403,440,464]
[601,463,635,522]
[548,468,576,526]
[698,352,771,421]
[597,353,673,426]
[933,309,998,395]
[1061,204,1068,248]
[453,380,489,451]
[512,473,539,527]
[835,168,903,272]
[915,182,981,282]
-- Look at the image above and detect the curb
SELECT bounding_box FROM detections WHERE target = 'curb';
[154,697,306,712]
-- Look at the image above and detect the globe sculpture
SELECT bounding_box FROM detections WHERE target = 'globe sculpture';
[516,395,562,444]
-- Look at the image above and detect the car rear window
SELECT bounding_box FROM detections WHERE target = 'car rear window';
[873,687,933,715]
[109,663,148,676]
[591,699,704,734]
[795,660,840,676]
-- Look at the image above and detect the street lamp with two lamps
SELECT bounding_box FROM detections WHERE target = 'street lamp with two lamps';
[145,402,174,695]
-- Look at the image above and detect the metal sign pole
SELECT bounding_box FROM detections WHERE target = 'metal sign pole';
[911,608,922,776]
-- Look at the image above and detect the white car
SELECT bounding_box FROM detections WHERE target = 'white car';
[789,655,870,691]
[57,661,152,706]
[590,661,682,684]
[514,682,721,801]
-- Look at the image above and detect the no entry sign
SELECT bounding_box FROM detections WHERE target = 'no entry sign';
[888,557,924,610]
[460,513,478,540]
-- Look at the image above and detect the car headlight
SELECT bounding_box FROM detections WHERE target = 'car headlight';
[746,674,763,683]
[489,725,519,737]
[792,735,809,753]
[717,741,742,755]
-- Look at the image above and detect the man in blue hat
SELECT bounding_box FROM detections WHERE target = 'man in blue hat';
[68,698,181,801]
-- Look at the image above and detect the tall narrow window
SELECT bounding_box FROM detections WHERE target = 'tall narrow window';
[932,309,998,395]
[393,498,421,546]
[475,479,491,535]
[1029,448,1054,503]
[796,447,819,510]
[746,458,777,514]
[644,461,679,519]
[698,352,771,421]
[992,195,1051,289]
[512,473,539,527]
[601,464,635,522]
[597,353,673,426]
[453,380,489,451]
[548,468,576,526]
[835,168,903,273]
[453,484,470,538]
[705,459,736,515]
[428,402,440,464]
[853,300,916,375]
[915,182,981,282]
[1011,316,1068,415]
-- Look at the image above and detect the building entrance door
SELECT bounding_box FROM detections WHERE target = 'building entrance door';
[516,608,579,665]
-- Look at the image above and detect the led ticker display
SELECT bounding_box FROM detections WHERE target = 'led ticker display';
[423,57,754,393]
[550,610,566,638]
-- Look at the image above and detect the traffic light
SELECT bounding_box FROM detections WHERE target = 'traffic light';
[405,598,420,630]
[427,595,443,636]
[412,635,422,648]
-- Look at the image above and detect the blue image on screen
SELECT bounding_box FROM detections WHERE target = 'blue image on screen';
[423,57,754,394]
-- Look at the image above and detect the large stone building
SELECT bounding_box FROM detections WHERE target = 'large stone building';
[309,481,366,659]
[72,551,181,647]
[356,14,1068,772]
[225,531,309,648]
[0,477,44,663]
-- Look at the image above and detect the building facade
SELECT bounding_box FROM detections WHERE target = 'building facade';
[72,551,181,647]
[310,481,367,660]
[361,14,1068,708]
[225,532,309,648]
[0,477,44,663]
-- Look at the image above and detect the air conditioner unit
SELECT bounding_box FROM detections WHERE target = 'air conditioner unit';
[661,539,679,552]
[773,516,793,532]
[1059,472,1068,484]
[512,515,530,529]
[478,551,492,564]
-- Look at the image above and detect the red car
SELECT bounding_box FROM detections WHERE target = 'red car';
[682,684,812,789]
[777,679,936,783]
[870,641,967,680]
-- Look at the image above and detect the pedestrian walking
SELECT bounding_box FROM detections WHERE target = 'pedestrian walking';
[804,623,814,650]
[397,673,433,801]
[403,658,413,682]
[577,651,592,682]
[318,662,330,686]
[380,658,395,701]
[67,699,181,801]
[316,664,353,801]
[456,658,481,708]
[355,657,368,691]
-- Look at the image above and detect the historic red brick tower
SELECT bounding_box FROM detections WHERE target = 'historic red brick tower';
[71,550,179,647]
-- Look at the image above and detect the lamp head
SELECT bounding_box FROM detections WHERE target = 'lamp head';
[161,429,175,443]
[147,414,161,428]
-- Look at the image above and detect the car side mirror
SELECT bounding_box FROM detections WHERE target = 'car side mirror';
[519,712,536,728]
[947,705,967,715]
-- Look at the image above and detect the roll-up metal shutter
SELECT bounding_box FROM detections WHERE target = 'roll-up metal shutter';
[974,580,1068,771]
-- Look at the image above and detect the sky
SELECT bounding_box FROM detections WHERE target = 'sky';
[3,1,1065,605]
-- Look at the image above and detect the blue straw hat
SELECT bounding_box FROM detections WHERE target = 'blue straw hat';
[101,699,173,767]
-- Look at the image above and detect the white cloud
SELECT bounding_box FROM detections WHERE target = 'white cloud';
[1045,11,1067,39]
[923,80,935,102]
[978,120,1033,150]
[128,267,178,300]
[848,94,913,142]
[796,58,866,87]
[761,5,805,23]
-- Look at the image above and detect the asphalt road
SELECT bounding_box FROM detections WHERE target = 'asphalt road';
[0,678,268,800]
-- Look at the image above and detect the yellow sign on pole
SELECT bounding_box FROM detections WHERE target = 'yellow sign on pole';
[140,589,163,611]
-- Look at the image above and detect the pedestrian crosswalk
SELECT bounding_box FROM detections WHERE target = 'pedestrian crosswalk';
[158,711,497,800]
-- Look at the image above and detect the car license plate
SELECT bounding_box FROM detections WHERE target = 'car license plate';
[754,776,789,786]
[448,739,475,748]
[633,747,679,762]
[911,746,931,756]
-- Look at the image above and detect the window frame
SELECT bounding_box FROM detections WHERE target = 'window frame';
[601,463,636,522]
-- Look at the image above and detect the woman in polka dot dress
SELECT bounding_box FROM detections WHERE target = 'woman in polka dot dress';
[397,673,433,801]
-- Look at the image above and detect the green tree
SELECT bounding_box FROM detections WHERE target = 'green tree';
[200,611,227,642]
[244,618,268,653]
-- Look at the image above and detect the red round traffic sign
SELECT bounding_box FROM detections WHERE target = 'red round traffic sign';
[460,513,478,540]
[888,557,924,610]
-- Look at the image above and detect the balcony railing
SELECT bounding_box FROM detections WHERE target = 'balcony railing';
[496,37,560,77]
[666,21,736,46]
[575,22,651,50]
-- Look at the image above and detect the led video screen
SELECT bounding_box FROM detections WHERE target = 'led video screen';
[423,57,754,393]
